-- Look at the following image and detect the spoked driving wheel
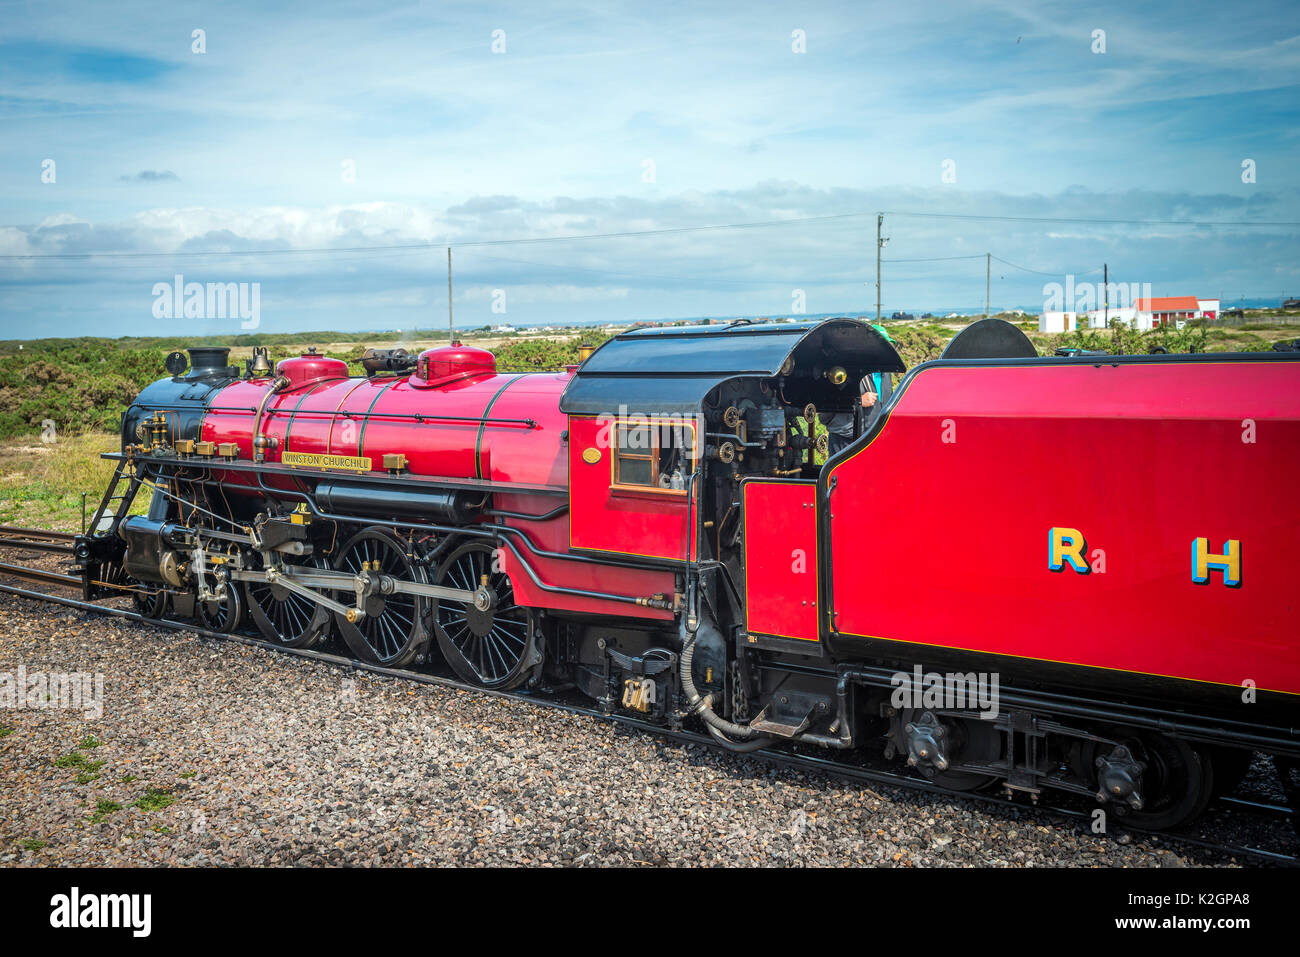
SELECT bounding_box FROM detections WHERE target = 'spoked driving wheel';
[246,554,331,649]
[332,527,430,667]
[433,541,534,690]
[196,580,245,634]
[133,584,168,619]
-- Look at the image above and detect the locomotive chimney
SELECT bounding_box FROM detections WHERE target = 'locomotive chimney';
[187,346,233,377]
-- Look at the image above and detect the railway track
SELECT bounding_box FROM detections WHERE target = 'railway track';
[0,540,1295,867]
[0,525,77,556]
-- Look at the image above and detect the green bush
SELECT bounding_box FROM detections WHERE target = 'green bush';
[0,332,612,441]
[1051,322,1208,356]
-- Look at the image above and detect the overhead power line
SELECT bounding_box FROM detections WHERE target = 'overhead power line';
[990,254,1103,278]
[883,252,1102,277]
[881,254,986,263]
[468,250,897,287]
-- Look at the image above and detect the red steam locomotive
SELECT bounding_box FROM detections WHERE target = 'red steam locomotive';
[74,317,1300,829]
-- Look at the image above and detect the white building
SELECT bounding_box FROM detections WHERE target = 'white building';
[1048,298,1221,332]
[1039,311,1079,333]
[1132,297,1219,330]
[1080,305,1136,329]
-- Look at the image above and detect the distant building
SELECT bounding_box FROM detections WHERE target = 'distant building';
[1132,296,1218,330]
[1074,305,1136,329]
[1039,311,1079,333]
[1050,296,1220,332]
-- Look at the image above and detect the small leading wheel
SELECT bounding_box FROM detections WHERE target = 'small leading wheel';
[133,585,168,619]
[196,581,244,634]
[246,554,331,649]
[433,541,534,689]
[332,527,430,667]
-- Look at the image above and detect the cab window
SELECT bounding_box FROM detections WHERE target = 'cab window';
[613,420,689,493]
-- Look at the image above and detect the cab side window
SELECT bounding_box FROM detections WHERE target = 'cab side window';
[613,420,688,493]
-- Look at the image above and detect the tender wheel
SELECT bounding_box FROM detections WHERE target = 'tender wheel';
[895,709,1002,792]
[133,585,168,619]
[332,527,429,667]
[196,581,244,634]
[246,554,331,649]
[433,541,534,689]
[1105,731,1214,831]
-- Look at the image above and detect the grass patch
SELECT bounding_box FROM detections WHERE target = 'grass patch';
[55,749,106,783]
[78,735,100,749]
[179,770,196,778]
[120,773,137,783]
[0,726,12,738]
[91,799,122,823]
[134,787,175,812]
[0,432,150,528]
[19,838,46,851]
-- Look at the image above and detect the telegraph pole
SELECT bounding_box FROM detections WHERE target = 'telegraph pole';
[447,246,454,344]
[875,214,888,321]
[986,252,991,318]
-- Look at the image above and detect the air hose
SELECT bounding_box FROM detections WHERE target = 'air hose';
[679,619,772,752]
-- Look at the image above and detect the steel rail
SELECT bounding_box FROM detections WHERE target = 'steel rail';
[0,538,76,555]
[0,561,83,588]
[0,572,1293,866]
[0,526,77,541]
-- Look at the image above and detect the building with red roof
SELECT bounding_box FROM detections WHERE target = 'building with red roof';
[1134,296,1218,329]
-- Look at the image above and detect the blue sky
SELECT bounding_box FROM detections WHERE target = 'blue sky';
[1,0,1297,338]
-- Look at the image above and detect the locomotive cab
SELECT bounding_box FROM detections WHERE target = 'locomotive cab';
[560,317,904,591]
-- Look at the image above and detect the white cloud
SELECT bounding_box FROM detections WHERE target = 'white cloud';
[38,213,91,229]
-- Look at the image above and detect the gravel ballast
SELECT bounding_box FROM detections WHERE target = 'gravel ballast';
[0,592,1276,867]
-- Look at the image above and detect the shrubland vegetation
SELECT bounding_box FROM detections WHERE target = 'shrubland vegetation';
[0,312,1293,527]
[0,311,1293,445]
[0,331,609,441]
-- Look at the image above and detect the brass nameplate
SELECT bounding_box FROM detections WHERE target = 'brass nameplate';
[281,451,373,472]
